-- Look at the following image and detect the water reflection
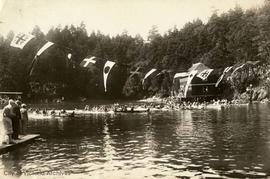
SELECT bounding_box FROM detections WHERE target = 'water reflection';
[1,147,28,176]
[0,104,269,178]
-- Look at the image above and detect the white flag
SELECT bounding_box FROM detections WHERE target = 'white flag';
[36,41,54,57]
[184,70,197,97]
[142,69,157,84]
[224,66,233,73]
[215,66,233,87]
[80,56,96,68]
[174,72,189,79]
[231,64,245,76]
[197,69,213,80]
[67,53,72,59]
[10,33,34,49]
[130,67,141,78]
[103,60,115,92]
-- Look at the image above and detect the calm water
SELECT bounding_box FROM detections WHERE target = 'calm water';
[1,103,270,178]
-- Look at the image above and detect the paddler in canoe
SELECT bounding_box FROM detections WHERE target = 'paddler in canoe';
[114,105,149,113]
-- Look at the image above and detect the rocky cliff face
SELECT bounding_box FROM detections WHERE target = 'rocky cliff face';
[228,63,270,102]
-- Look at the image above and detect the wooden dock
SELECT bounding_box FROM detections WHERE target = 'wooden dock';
[0,134,40,154]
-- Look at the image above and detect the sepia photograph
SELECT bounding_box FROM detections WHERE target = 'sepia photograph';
[0,0,269,178]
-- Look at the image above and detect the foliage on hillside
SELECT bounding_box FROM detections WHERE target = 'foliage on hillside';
[1,2,270,100]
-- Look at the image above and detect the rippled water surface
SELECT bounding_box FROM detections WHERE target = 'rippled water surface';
[1,103,270,178]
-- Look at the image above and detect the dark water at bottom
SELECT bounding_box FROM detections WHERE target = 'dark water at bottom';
[1,103,270,178]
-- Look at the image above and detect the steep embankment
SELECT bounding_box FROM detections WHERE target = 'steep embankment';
[225,62,270,102]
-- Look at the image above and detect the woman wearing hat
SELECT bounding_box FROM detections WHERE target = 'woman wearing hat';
[2,100,16,144]
[20,104,28,135]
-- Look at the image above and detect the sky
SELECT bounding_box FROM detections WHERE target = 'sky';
[0,0,265,39]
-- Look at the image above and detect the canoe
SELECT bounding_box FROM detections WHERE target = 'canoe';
[114,107,150,113]
[73,110,114,115]
[28,110,115,119]
[28,113,73,119]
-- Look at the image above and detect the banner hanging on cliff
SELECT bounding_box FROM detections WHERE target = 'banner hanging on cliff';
[142,69,157,85]
[10,33,34,49]
[103,60,115,92]
[215,66,233,87]
[196,69,213,80]
[35,41,54,57]
[184,70,197,97]
[29,41,54,76]
[80,56,97,68]
[231,64,245,76]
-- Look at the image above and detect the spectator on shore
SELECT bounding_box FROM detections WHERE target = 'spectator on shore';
[2,100,16,144]
[20,104,28,135]
[246,84,254,103]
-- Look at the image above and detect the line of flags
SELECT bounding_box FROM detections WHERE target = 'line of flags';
[10,32,119,92]
[9,32,257,93]
[10,32,58,76]
[79,57,116,92]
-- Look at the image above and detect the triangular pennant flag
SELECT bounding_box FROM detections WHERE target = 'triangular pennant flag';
[215,66,233,87]
[80,56,96,68]
[230,64,245,76]
[29,41,54,76]
[224,66,233,73]
[103,60,115,92]
[174,72,189,79]
[196,69,213,80]
[156,70,168,77]
[184,70,197,97]
[246,60,260,66]
[36,41,54,57]
[29,56,38,76]
[10,33,34,49]
[156,70,163,77]
[215,73,225,88]
[142,69,157,85]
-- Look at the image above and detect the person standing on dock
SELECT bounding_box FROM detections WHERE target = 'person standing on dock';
[11,100,22,140]
[20,104,28,135]
[2,100,16,144]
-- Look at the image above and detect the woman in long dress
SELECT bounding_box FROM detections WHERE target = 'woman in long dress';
[20,103,28,135]
[2,100,16,144]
